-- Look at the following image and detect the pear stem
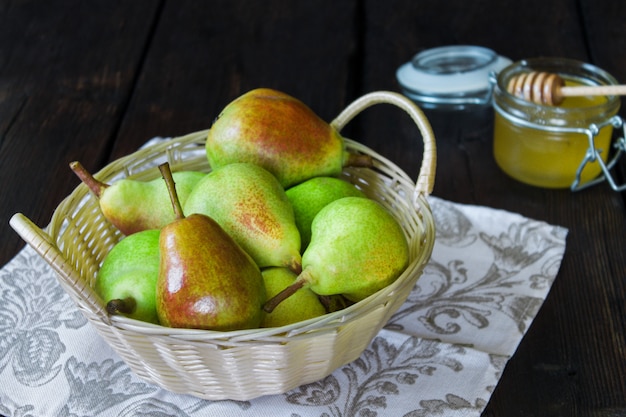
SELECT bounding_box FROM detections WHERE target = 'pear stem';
[288,258,303,275]
[345,153,374,169]
[262,269,312,313]
[159,162,185,220]
[69,161,109,198]
[317,295,334,313]
[106,297,136,315]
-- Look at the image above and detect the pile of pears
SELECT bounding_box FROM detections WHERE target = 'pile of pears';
[77,88,410,331]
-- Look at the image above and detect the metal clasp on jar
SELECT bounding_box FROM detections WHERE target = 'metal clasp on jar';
[572,115,626,192]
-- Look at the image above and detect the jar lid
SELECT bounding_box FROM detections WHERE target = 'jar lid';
[396,45,511,110]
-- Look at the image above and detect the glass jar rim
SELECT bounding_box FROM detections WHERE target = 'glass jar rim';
[396,45,511,109]
[495,57,621,120]
[411,45,498,74]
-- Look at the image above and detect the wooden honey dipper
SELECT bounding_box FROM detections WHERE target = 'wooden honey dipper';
[507,71,626,105]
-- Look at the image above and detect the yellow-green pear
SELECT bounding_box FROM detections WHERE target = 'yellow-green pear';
[261,267,326,328]
[95,229,160,324]
[205,88,373,188]
[183,162,302,272]
[285,176,366,250]
[264,197,409,313]
[70,161,205,235]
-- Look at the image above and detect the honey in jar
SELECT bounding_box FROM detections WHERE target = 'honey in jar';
[492,58,621,189]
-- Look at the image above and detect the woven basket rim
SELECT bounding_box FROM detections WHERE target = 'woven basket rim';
[11,90,437,344]
[45,135,434,341]
[9,90,438,400]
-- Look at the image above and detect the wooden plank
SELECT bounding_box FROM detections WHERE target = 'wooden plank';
[0,0,160,266]
[110,0,359,160]
[1,1,623,414]
[358,0,626,415]
[580,0,626,195]
[357,0,589,188]
[580,0,626,84]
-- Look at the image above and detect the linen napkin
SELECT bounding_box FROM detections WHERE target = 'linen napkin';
[0,191,568,417]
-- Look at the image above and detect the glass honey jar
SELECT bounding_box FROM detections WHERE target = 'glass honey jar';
[397,45,511,110]
[492,57,623,189]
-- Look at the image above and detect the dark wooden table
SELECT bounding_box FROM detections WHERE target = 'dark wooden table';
[1,1,625,415]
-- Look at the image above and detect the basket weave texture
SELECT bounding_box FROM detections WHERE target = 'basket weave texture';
[10,91,437,401]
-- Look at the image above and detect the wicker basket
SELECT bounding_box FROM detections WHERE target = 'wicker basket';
[10,91,437,401]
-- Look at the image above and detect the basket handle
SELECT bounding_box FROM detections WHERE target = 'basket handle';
[330,91,436,196]
[9,213,110,323]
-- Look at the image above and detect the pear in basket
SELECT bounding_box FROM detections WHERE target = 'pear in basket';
[205,88,373,188]
[95,229,161,324]
[69,161,205,235]
[183,162,302,273]
[156,163,266,330]
[264,197,409,313]
[285,176,366,250]
[260,267,327,328]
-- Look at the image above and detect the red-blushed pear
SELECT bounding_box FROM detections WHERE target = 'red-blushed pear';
[205,88,373,188]
[263,197,409,313]
[183,162,302,273]
[156,162,266,331]
[70,161,205,235]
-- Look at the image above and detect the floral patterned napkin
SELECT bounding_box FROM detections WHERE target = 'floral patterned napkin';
[0,196,567,417]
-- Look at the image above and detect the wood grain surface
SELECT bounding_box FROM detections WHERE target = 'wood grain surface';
[1,1,624,415]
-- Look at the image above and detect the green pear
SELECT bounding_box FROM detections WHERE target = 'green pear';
[205,88,373,188]
[285,176,366,250]
[70,161,205,235]
[260,267,327,328]
[264,197,409,313]
[156,163,266,331]
[183,162,302,272]
[95,229,160,324]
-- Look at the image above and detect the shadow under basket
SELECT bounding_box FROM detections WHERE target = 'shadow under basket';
[10,91,437,401]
